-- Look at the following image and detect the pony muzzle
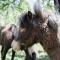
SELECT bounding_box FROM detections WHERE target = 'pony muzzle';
[11,40,21,52]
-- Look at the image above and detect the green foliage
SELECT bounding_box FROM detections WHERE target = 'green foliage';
[0,0,54,25]
[43,0,54,12]
[16,0,29,11]
[0,0,29,26]
[0,0,14,10]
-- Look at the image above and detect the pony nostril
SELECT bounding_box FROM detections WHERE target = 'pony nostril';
[20,43,25,50]
[32,52,36,59]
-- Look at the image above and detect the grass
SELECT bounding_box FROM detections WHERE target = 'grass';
[0,44,51,60]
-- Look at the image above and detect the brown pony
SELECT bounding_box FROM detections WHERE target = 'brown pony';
[11,0,60,60]
[0,24,18,60]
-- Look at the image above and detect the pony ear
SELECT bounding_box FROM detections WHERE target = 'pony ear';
[27,11,32,21]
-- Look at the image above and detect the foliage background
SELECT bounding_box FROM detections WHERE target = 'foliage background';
[0,0,55,60]
[0,0,54,26]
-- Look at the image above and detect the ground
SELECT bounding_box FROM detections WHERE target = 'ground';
[0,44,50,60]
